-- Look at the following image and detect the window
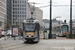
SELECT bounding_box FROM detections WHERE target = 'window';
[20,15,21,17]
[25,1,26,3]
[25,12,26,14]
[13,15,17,17]
[13,12,17,14]
[20,1,21,3]
[15,1,17,3]
[13,19,14,21]
[22,1,24,3]
[13,1,14,3]
[20,12,21,14]
[13,8,17,10]
[20,5,21,7]
[13,22,14,24]
[22,5,24,7]
[25,24,35,32]
[25,8,26,10]
[18,8,19,10]
[22,8,24,10]
[22,15,24,17]
[20,8,21,10]
[18,15,19,17]
[13,5,17,7]
[13,12,14,14]
[25,15,26,17]
[13,8,14,10]
[18,1,19,3]
[13,5,14,7]
[18,4,19,7]
[18,12,19,14]
[22,12,24,14]
[13,15,15,17]
[25,5,26,7]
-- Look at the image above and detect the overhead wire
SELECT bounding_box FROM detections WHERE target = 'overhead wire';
[39,5,75,8]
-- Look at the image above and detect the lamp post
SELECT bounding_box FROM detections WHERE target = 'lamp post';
[70,0,72,38]
[4,15,7,41]
[49,0,52,39]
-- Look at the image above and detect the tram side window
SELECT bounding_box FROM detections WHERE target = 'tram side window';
[52,28,56,32]
[56,27,61,33]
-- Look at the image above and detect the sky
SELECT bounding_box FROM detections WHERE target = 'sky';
[28,0,75,22]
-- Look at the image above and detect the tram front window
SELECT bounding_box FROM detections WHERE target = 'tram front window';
[25,24,35,32]
[62,26,68,32]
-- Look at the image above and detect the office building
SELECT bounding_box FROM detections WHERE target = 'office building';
[12,0,43,27]
[0,0,7,30]
[7,0,12,29]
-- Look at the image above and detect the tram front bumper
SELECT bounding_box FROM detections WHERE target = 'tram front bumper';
[25,38,35,40]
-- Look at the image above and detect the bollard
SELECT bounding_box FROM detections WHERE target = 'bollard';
[4,32,6,41]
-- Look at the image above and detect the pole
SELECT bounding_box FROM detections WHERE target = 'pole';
[70,0,72,38]
[49,0,52,39]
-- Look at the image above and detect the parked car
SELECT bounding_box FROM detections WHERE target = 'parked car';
[1,31,6,37]
[7,30,12,36]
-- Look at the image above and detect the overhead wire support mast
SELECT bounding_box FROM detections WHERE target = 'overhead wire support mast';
[70,0,72,39]
[49,0,52,39]
[39,5,75,8]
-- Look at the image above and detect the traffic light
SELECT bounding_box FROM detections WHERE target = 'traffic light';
[64,20,66,23]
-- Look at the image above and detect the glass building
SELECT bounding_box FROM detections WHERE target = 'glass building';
[7,0,12,29]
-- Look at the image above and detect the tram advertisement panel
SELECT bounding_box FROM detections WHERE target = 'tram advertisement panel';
[13,28,18,36]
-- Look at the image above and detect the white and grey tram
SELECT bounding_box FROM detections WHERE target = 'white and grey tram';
[22,18,40,43]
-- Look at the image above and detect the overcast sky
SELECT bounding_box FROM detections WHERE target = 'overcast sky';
[28,0,75,22]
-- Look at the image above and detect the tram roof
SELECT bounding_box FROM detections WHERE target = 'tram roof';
[23,19,39,23]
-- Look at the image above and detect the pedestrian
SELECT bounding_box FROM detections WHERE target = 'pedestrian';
[43,30,47,39]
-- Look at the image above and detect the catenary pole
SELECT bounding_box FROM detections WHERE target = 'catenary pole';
[70,0,72,38]
[49,0,52,39]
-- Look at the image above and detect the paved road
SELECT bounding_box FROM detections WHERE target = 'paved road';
[0,37,75,50]
[0,37,4,40]
[0,31,75,50]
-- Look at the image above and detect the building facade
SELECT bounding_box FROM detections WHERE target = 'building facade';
[33,7,43,27]
[43,19,63,29]
[26,3,43,27]
[12,0,28,26]
[12,0,43,27]
[0,0,7,30]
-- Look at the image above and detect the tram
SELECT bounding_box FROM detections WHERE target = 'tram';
[52,24,69,36]
[22,18,40,43]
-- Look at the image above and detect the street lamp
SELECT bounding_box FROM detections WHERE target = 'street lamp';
[49,0,52,39]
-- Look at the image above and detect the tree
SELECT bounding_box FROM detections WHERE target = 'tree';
[6,22,11,30]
